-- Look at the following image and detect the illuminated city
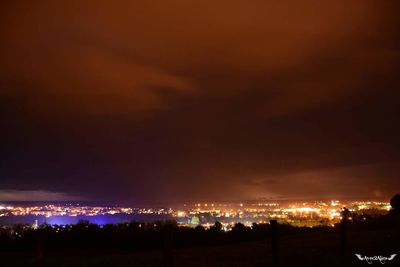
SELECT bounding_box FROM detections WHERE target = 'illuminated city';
[0,200,390,229]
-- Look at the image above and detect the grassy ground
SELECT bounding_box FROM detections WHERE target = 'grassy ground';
[1,227,399,266]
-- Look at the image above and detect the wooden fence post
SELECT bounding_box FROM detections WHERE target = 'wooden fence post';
[163,224,174,267]
[340,219,347,265]
[35,230,45,267]
[340,207,350,265]
[270,219,279,266]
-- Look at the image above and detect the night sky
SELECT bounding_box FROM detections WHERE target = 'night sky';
[1,1,399,203]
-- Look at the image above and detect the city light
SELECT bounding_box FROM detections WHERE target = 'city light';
[0,200,391,229]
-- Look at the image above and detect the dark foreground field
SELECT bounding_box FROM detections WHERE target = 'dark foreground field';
[1,226,398,267]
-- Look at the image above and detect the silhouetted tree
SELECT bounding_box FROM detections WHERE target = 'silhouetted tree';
[390,194,400,210]
[390,194,400,215]
[340,207,351,222]
[194,225,205,233]
[210,221,223,232]
[232,223,246,232]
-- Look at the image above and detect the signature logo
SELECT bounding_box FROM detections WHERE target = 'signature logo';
[355,254,396,264]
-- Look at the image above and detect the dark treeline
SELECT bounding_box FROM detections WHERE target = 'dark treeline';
[1,212,399,253]
[0,220,329,253]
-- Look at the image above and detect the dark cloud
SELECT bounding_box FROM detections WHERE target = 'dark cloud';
[1,1,399,203]
[0,190,80,201]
